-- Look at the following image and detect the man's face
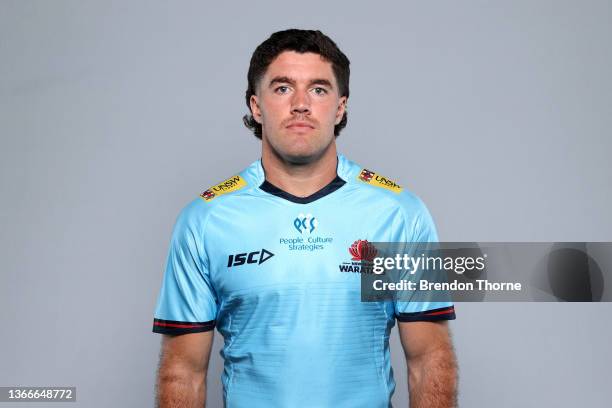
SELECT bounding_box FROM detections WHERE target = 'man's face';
[250,51,347,164]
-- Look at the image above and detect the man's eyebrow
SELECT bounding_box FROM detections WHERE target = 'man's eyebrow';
[268,76,334,88]
[268,76,294,87]
[309,78,333,88]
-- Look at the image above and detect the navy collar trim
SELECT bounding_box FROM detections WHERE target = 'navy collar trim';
[259,175,346,204]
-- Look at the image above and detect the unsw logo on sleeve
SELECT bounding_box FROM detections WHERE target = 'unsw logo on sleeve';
[200,175,247,202]
[357,169,402,193]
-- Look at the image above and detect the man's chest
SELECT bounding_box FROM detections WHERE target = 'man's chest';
[203,202,406,296]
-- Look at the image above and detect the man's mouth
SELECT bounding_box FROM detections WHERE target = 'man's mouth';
[286,121,315,129]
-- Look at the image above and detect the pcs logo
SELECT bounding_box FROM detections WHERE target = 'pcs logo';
[294,213,318,234]
[227,249,274,268]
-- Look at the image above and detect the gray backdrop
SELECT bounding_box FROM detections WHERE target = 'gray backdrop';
[1,1,611,407]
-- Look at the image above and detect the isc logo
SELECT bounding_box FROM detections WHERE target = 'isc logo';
[227,249,274,268]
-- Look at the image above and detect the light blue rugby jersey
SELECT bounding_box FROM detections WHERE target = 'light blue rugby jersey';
[153,154,455,408]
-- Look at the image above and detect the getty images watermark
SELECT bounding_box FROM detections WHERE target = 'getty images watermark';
[358,242,612,302]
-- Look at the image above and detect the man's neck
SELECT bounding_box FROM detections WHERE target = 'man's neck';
[261,144,339,198]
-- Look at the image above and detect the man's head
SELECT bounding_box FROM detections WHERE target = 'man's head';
[244,29,350,164]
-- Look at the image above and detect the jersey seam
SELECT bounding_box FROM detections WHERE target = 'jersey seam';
[380,304,392,400]
[192,200,221,328]
[195,201,213,273]
[224,310,235,406]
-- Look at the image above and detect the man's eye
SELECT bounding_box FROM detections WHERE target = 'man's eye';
[312,87,327,95]
[275,86,289,94]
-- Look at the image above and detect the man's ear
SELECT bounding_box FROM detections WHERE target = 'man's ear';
[250,95,263,124]
[335,96,347,125]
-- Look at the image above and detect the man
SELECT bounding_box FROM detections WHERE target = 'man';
[153,29,457,407]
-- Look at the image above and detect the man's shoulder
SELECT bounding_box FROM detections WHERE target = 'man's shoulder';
[175,161,263,225]
[340,155,437,240]
[340,155,429,213]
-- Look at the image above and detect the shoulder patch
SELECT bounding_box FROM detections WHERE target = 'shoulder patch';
[199,175,247,202]
[357,168,403,193]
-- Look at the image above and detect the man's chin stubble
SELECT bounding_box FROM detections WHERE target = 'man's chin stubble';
[286,155,318,166]
[264,130,334,166]
[275,150,321,166]
[277,141,334,166]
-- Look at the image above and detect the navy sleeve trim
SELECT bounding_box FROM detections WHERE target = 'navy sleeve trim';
[396,306,456,322]
[152,318,215,334]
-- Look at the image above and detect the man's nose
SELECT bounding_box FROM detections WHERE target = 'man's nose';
[291,90,311,114]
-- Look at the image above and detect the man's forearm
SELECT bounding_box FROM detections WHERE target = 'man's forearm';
[156,369,206,408]
[407,346,458,408]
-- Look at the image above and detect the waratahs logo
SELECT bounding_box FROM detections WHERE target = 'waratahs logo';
[339,239,377,274]
[349,239,378,261]
[294,213,318,234]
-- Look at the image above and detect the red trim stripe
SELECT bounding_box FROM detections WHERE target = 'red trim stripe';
[425,307,455,316]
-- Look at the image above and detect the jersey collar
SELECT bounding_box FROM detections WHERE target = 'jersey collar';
[256,155,347,204]
[259,175,346,204]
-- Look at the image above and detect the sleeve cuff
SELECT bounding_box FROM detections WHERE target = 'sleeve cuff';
[396,306,456,322]
[152,318,215,335]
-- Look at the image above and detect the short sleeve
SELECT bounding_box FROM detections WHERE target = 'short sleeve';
[394,199,456,322]
[152,205,218,334]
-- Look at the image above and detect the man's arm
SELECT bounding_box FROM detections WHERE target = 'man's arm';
[156,331,214,408]
[398,320,458,408]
